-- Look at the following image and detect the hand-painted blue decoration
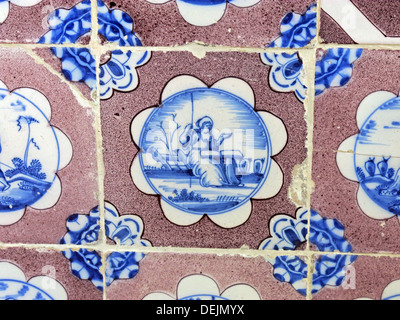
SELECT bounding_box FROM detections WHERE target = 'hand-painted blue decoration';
[356,279,400,300]
[0,262,67,300]
[131,76,287,228]
[39,0,150,100]
[60,202,151,291]
[338,91,400,221]
[261,4,317,102]
[0,0,43,24]
[146,0,261,26]
[259,208,356,296]
[315,48,363,96]
[0,80,72,226]
[143,274,261,300]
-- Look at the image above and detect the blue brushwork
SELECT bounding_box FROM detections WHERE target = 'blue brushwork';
[315,48,363,96]
[354,96,400,216]
[0,90,58,213]
[60,203,150,291]
[39,0,150,99]
[262,4,317,102]
[139,87,272,216]
[260,209,356,296]
[0,280,54,300]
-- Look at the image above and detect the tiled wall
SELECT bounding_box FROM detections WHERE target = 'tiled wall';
[1,0,400,301]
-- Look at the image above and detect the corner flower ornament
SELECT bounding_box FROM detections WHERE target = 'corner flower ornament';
[0,0,42,24]
[259,208,356,296]
[0,80,72,226]
[261,4,317,102]
[337,91,400,222]
[146,0,261,26]
[143,274,260,300]
[131,76,287,228]
[60,202,151,290]
[39,0,150,99]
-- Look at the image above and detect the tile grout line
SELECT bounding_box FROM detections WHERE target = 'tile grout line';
[89,0,108,301]
[304,0,321,300]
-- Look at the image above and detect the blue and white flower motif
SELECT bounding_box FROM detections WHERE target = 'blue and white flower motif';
[146,0,261,26]
[259,208,356,296]
[261,4,317,102]
[0,80,72,226]
[60,202,151,290]
[315,48,363,96]
[143,274,260,300]
[357,279,400,300]
[39,0,150,100]
[0,262,67,300]
[337,91,400,222]
[0,0,42,24]
[131,75,287,229]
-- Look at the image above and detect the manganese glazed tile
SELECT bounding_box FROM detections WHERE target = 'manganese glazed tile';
[101,0,316,47]
[105,252,307,300]
[312,255,400,300]
[0,0,84,43]
[101,50,308,248]
[0,47,99,244]
[0,247,103,300]
[2,0,400,302]
[320,0,400,45]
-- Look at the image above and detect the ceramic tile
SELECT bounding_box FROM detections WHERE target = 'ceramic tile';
[312,255,400,300]
[320,0,400,45]
[2,0,400,302]
[0,247,103,300]
[311,150,400,254]
[313,49,400,154]
[101,50,308,248]
[0,47,99,244]
[102,0,316,47]
[104,252,307,300]
[0,0,85,43]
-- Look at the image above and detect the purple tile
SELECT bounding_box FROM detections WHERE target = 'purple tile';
[314,49,400,153]
[101,50,307,248]
[105,252,307,300]
[0,247,103,300]
[102,0,316,47]
[311,150,400,254]
[0,0,84,43]
[313,255,400,300]
[0,47,99,244]
[320,0,400,44]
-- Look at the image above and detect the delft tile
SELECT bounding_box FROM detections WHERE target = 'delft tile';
[104,252,307,300]
[313,49,400,154]
[0,0,85,44]
[312,255,400,300]
[311,150,400,254]
[259,208,356,296]
[0,47,99,244]
[320,0,400,45]
[0,247,103,300]
[101,0,316,48]
[101,50,308,248]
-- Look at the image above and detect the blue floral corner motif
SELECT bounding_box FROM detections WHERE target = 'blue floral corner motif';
[261,4,317,102]
[315,48,363,96]
[259,208,356,296]
[60,202,151,291]
[39,0,150,100]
